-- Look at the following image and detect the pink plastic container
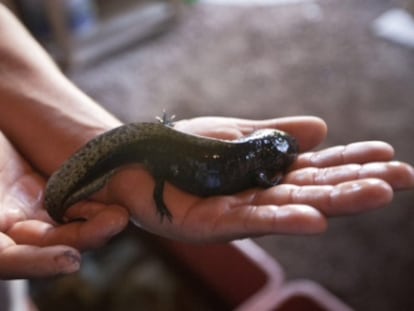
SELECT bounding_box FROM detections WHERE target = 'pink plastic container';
[152,237,354,310]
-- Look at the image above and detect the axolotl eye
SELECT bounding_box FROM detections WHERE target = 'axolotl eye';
[275,135,292,153]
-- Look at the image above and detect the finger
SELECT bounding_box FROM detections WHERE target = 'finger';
[177,116,327,152]
[293,141,395,169]
[286,161,414,190]
[8,203,128,250]
[253,178,393,216]
[162,190,328,242]
[0,234,80,278]
[198,203,328,241]
[235,116,328,152]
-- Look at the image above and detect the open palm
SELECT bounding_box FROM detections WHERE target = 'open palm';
[94,116,414,242]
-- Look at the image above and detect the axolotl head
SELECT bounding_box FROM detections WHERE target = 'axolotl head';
[242,129,299,188]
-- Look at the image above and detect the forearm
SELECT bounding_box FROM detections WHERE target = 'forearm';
[0,4,121,174]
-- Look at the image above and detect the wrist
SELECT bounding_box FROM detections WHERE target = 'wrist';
[0,85,121,174]
[0,61,122,174]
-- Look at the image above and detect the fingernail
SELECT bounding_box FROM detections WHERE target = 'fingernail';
[55,251,81,274]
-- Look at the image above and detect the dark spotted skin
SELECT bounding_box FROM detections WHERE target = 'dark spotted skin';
[45,121,298,223]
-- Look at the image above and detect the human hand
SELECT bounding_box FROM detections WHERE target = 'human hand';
[0,132,128,279]
[92,116,414,242]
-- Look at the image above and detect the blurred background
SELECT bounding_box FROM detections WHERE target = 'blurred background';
[2,0,414,310]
